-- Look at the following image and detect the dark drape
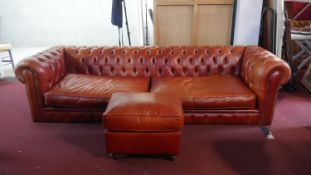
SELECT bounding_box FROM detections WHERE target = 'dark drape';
[111,0,123,28]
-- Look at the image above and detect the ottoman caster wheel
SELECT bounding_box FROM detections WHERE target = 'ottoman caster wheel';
[167,155,176,161]
[110,153,119,160]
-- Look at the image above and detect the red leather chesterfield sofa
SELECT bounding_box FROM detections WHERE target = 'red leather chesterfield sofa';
[15,46,291,125]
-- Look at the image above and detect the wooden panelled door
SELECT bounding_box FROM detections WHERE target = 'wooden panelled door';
[154,0,235,46]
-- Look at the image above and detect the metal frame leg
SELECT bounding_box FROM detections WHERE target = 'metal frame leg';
[260,126,275,139]
[0,58,4,79]
[167,155,176,161]
[8,49,14,70]
[109,153,119,160]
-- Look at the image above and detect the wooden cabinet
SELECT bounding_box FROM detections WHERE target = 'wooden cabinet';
[154,0,236,46]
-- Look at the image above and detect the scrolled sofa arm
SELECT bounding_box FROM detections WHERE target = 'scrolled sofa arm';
[15,47,66,93]
[241,46,291,125]
[14,47,66,121]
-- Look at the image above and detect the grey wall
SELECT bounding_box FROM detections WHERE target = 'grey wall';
[0,0,142,47]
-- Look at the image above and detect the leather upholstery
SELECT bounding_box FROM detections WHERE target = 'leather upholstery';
[104,92,184,131]
[15,46,291,125]
[104,92,183,155]
[44,74,149,108]
[184,111,260,124]
[151,75,256,110]
[14,47,66,121]
[64,46,245,77]
[242,46,291,124]
[15,47,66,93]
[43,110,103,122]
[105,131,181,155]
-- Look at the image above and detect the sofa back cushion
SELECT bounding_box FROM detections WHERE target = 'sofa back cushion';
[64,46,246,77]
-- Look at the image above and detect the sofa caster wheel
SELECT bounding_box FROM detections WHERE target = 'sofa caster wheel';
[110,153,119,160]
[167,155,176,161]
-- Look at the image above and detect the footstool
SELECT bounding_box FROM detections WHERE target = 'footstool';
[103,92,184,160]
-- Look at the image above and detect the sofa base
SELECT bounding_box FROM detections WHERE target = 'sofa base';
[34,108,262,124]
[184,112,260,125]
[34,110,104,122]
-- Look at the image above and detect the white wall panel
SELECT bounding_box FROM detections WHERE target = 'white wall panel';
[233,0,263,45]
[0,0,142,47]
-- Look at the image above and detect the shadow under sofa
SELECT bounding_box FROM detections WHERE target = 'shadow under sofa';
[14,46,291,125]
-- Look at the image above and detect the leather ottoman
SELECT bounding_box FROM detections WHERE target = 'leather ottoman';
[103,92,184,160]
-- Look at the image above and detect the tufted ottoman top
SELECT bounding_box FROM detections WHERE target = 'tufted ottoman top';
[103,92,184,132]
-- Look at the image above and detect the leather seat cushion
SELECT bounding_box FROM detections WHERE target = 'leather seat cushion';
[44,74,150,108]
[150,75,256,110]
[103,92,184,132]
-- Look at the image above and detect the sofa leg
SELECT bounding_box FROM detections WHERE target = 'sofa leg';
[167,155,176,161]
[260,126,275,139]
[109,153,119,160]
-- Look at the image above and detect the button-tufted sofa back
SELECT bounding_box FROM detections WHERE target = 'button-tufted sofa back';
[64,46,246,77]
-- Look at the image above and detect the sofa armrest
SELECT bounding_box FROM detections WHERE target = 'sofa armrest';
[14,47,66,121]
[241,46,291,125]
[15,47,66,93]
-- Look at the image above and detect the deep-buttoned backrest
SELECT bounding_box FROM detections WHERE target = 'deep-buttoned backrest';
[64,46,246,77]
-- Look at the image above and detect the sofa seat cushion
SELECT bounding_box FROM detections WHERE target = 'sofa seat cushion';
[44,74,150,108]
[150,75,256,110]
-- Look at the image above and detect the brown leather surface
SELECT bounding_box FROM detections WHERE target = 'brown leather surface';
[64,46,245,77]
[15,47,66,93]
[44,74,149,108]
[151,75,256,109]
[43,110,103,122]
[21,69,45,121]
[37,108,260,124]
[242,46,291,125]
[104,92,184,131]
[14,47,66,121]
[15,46,291,124]
[184,112,260,124]
[105,131,181,155]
